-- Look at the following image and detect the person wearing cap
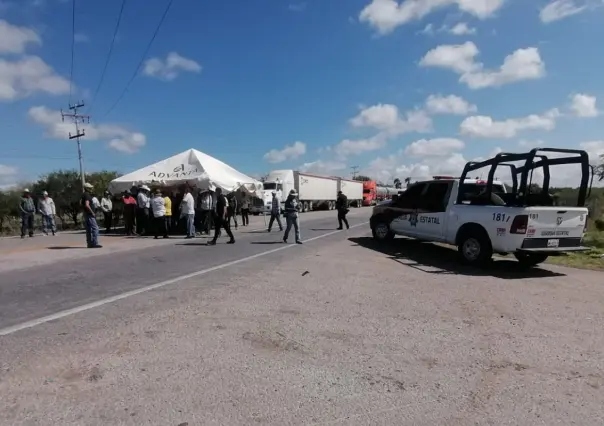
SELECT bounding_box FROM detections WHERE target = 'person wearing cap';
[283,189,302,244]
[100,191,113,234]
[81,183,102,248]
[136,184,151,235]
[207,187,235,245]
[267,191,283,232]
[151,189,169,239]
[335,190,350,230]
[19,188,36,238]
[122,190,137,236]
[37,190,56,236]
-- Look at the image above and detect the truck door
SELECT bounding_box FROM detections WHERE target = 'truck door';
[414,181,451,240]
[388,183,427,236]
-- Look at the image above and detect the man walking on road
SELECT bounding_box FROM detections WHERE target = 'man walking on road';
[336,191,350,230]
[38,190,56,236]
[180,186,196,239]
[82,183,102,248]
[283,189,302,244]
[227,192,238,230]
[240,193,250,226]
[19,189,35,239]
[100,191,113,233]
[208,187,235,245]
[267,192,283,232]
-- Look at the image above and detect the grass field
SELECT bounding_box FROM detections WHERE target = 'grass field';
[547,230,604,270]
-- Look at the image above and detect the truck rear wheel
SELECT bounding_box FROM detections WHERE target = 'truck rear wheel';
[372,221,394,241]
[457,230,492,266]
[514,252,549,267]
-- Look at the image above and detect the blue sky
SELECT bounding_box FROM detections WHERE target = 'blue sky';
[1,0,603,188]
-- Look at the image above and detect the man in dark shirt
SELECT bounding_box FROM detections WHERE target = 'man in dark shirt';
[207,187,235,245]
[81,183,102,248]
[336,191,350,230]
[19,188,36,238]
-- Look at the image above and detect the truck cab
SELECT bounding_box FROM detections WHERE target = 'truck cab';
[370,148,594,268]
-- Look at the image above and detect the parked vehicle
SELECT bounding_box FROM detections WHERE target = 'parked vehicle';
[338,178,363,208]
[250,170,339,214]
[369,148,594,268]
[362,181,399,206]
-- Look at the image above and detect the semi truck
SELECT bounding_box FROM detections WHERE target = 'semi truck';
[362,180,399,206]
[338,178,363,208]
[250,170,340,214]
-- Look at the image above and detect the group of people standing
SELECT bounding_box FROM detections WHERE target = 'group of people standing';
[17,183,351,249]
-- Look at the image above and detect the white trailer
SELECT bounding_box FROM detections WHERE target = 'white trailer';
[338,178,363,207]
[250,170,339,214]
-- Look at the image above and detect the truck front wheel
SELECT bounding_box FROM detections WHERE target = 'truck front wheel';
[514,252,549,267]
[372,221,395,242]
[458,231,492,266]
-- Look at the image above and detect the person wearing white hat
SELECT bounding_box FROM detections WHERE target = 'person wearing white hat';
[282,189,302,244]
[81,182,102,248]
[18,188,36,238]
[37,190,56,236]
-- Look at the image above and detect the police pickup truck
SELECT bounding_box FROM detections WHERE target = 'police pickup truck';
[369,148,592,267]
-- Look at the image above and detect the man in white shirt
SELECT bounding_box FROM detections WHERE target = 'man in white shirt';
[38,190,56,236]
[100,191,113,233]
[180,186,196,238]
[136,185,150,235]
[151,189,168,239]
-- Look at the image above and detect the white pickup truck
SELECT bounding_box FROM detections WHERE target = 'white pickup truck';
[370,176,589,267]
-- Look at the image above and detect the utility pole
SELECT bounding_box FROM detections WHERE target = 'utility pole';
[351,165,359,179]
[61,101,89,192]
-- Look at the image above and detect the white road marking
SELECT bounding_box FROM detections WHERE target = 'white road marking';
[0,222,369,337]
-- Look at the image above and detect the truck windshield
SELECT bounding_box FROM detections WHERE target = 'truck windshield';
[263,183,282,191]
[363,189,371,194]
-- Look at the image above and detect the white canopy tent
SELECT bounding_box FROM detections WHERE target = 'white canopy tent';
[108,148,263,195]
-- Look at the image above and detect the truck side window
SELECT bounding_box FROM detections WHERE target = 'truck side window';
[394,183,425,208]
[420,182,450,212]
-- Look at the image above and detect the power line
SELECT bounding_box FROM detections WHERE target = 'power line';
[100,0,175,119]
[86,0,128,115]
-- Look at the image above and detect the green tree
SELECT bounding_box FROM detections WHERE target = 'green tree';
[353,175,372,182]
[393,178,401,189]
[0,189,22,233]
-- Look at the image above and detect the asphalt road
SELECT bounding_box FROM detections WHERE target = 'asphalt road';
[0,209,369,333]
[1,207,603,425]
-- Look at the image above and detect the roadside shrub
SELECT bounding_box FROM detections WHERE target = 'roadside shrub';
[595,219,604,232]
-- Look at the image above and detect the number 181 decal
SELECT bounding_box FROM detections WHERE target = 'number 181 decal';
[492,212,511,222]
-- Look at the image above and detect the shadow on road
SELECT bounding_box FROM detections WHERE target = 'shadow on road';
[310,228,337,231]
[348,237,566,280]
[47,246,87,250]
[250,241,283,245]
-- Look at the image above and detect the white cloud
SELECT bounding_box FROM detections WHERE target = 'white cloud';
[580,141,604,165]
[0,164,18,189]
[518,139,544,147]
[359,0,504,35]
[298,159,347,175]
[349,104,433,135]
[420,42,545,89]
[425,94,477,115]
[404,138,465,157]
[143,52,202,81]
[0,55,70,101]
[540,0,587,23]
[28,106,147,154]
[0,19,41,54]
[449,22,476,35]
[570,93,598,117]
[263,141,307,163]
[460,109,561,138]
[333,134,388,158]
